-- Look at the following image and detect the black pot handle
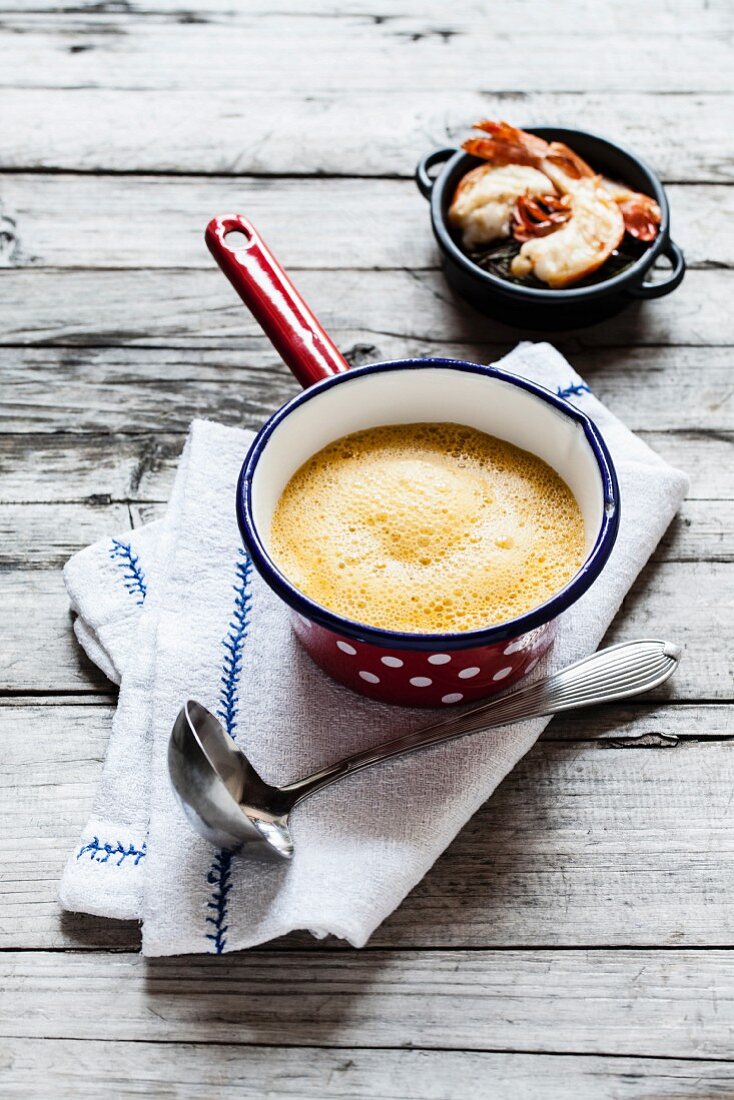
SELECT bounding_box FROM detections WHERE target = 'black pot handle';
[416,147,457,199]
[626,239,686,300]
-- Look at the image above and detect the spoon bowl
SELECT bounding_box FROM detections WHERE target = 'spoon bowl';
[168,701,295,858]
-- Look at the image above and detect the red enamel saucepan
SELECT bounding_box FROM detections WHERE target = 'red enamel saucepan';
[206,214,619,708]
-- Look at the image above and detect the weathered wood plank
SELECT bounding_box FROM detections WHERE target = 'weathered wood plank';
[1,175,729,270]
[0,350,299,435]
[0,433,185,506]
[1,498,729,569]
[0,90,730,179]
[2,701,732,951]
[599,561,733,699]
[655,502,734,562]
[0,503,131,566]
[1,559,732,695]
[1,10,729,95]
[3,948,733,1057]
[1,569,111,691]
[0,268,729,347]
[1,0,730,21]
[635,432,732,502]
[2,1040,733,1100]
[547,701,734,742]
[2,431,728,505]
[1,346,731,434]
[2,0,728,33]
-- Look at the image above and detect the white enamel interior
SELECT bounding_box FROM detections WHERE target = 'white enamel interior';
[251,365,607,557]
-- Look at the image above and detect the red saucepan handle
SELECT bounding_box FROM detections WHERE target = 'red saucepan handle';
[205,214,350,389]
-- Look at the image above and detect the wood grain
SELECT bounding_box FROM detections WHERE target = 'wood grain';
[2,1040,733,1100]
[0,433,185,506]
[2,345,732,434]
[0,267,730,348]
[3,948,733,1057]
[1,176,730,270]
[1,0,730,26]
[0,502,132,566]
[2,702,732,952]
[1,560,731,696]
[1,89,730,179]
[2,8,730,95]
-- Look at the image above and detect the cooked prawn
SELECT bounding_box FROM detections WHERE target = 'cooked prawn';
[463,121,629,287]
[598,176,662,242]
[512,193,572,242]
[448,162,559,249]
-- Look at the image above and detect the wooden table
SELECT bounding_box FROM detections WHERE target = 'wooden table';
[1,2,733,1095]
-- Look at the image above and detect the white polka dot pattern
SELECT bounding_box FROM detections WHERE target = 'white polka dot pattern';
[493,666,513,680]
[307,627,541,703]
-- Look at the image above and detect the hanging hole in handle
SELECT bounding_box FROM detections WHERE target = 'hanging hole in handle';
[223,227,253,252]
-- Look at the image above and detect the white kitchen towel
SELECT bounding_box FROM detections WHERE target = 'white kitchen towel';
[59,343,688,955]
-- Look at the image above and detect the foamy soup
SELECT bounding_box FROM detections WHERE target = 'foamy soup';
[269,423,585,633]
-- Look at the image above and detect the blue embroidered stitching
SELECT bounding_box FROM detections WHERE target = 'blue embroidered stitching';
[557,382,591,400]
[109,538,147,605]
[75,544,148,875]
[77,836,147,866]
[205,849,233,954]
[217,551,254,737]
[206,548,254,955]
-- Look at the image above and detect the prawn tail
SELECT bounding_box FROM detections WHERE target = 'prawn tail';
[617,195,662,242]
[545,142,596,181]
[463,120,550,169]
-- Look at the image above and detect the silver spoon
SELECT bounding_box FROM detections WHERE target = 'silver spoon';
[168,638,680,860]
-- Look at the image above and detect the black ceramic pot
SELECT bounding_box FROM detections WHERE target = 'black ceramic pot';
[416,127,685,331]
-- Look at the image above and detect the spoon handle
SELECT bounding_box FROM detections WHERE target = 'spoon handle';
[285,639,680,802]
